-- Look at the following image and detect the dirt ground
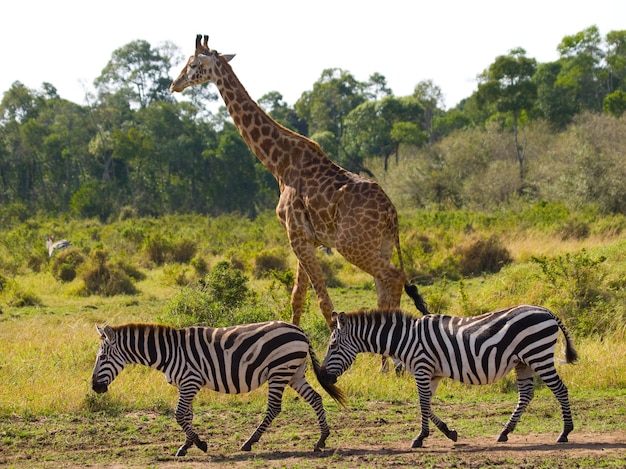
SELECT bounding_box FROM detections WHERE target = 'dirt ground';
[2,427,624,468]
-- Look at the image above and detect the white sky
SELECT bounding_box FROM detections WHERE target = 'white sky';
[2,0,625,110]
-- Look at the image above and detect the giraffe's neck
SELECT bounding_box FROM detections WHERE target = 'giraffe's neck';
[213,59,296,180]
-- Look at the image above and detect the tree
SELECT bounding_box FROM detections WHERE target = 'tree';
[605,30,626,92]
[94,40,179,109]
[477,48,537,185]
[555,26,605,113]
[344,96,426,171]
[295,68,366,165]
[258,91,306,135]
[413,79,445,144]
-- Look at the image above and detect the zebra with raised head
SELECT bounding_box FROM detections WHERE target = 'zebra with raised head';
[319,305,578,448]
[91,321,345,456]
[45,234,71,257]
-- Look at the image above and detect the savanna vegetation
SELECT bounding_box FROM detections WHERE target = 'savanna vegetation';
[1,24,625,469]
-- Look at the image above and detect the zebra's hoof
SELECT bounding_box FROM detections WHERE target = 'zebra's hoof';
[497,434,508,443]
[175,445,188,457]
[240,441,253,451]
[557,435,569,443]
[197,440,208,452]
[411,438,423,448]
[448,430,458,442]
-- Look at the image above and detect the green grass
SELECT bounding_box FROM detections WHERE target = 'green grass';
[1,208,625,467]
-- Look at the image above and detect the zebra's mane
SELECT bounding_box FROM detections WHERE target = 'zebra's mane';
[110,322,178,333]
[342,308,418,323]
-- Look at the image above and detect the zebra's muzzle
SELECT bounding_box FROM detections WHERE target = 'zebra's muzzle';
[92,381,108,394]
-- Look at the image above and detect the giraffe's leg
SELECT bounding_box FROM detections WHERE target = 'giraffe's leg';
[280,195,334,328]
[290,243,334,328]
[497,364,535,442]
[174,386,205,456]
[291,262,309,326]
[290,367,331,451]
[533,361,574,442]
[241,377,288,451]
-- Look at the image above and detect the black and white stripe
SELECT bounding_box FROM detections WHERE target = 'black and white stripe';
[319,305,577,448]
[91,321,345,455]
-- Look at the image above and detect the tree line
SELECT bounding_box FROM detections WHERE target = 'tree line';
[1,25,625,224]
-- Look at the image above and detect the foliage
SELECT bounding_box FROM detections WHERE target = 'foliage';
[79,249,139,296]
[531,249,610,335]
[162,261,267,327]
[455,235,513,277]
[50,247,85,282]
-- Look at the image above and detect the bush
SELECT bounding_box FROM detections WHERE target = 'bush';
[80,249,138,296]
[171,239,197,263]
[455,235,512,277]
[143,234,173,266]
[161,261,270,328]
[253,251,288,279]
[50,248,85,282]
[531,248,610,335]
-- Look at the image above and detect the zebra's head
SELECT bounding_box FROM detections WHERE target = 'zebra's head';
[319,311,359,385]
[91,325,125,394]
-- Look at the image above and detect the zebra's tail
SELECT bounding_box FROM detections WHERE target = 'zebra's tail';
[308,342,347,407]
[556,315,579,364]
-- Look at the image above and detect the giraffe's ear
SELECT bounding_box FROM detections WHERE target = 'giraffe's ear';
[220,53,236,63]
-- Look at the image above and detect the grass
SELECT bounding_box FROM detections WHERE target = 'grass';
[1,208,625,466]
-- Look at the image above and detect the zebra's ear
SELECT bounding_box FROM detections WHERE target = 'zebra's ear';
[102,325,116,343]
[96,324,105,337]
[337,312,347,329]
[330,311,339,330]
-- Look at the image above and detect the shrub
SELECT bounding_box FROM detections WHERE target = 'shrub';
[203,261,252,308]
[531,248,609,335]
[558,220,590,240]
[8,289,42,307]
[50,248,85,282]
[171,239,197,263]
[161,261,268,328]
[80,249,138,296]
[253,251,288,279]
[143,234,173,266]
[455,235,512,277]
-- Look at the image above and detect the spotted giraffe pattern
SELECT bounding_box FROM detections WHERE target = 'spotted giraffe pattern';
[171,35,428,328]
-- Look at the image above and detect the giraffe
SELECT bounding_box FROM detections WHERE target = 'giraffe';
[170,35,429,330]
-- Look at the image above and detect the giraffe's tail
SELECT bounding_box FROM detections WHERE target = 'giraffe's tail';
[404,283,430,315]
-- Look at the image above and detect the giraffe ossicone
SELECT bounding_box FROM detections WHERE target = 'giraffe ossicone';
[170,34,429,329]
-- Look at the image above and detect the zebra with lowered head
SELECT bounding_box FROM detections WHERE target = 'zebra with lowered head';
[319,305,577,448]
[91,321,345,456]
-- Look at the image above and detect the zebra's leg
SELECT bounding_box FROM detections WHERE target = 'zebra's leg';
[290,372,331,452]
[497,364,534,443]
[241,378,288,451]
[536,364,574,442]
[174,385,206,456]
[411,373,432,448]
[428,377,457,442]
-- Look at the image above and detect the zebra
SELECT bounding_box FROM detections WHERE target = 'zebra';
[45,234,71,257]
[91,321,346,456]
[319,305,578,448]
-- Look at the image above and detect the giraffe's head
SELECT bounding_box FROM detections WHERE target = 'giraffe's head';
[170,34,235,93]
